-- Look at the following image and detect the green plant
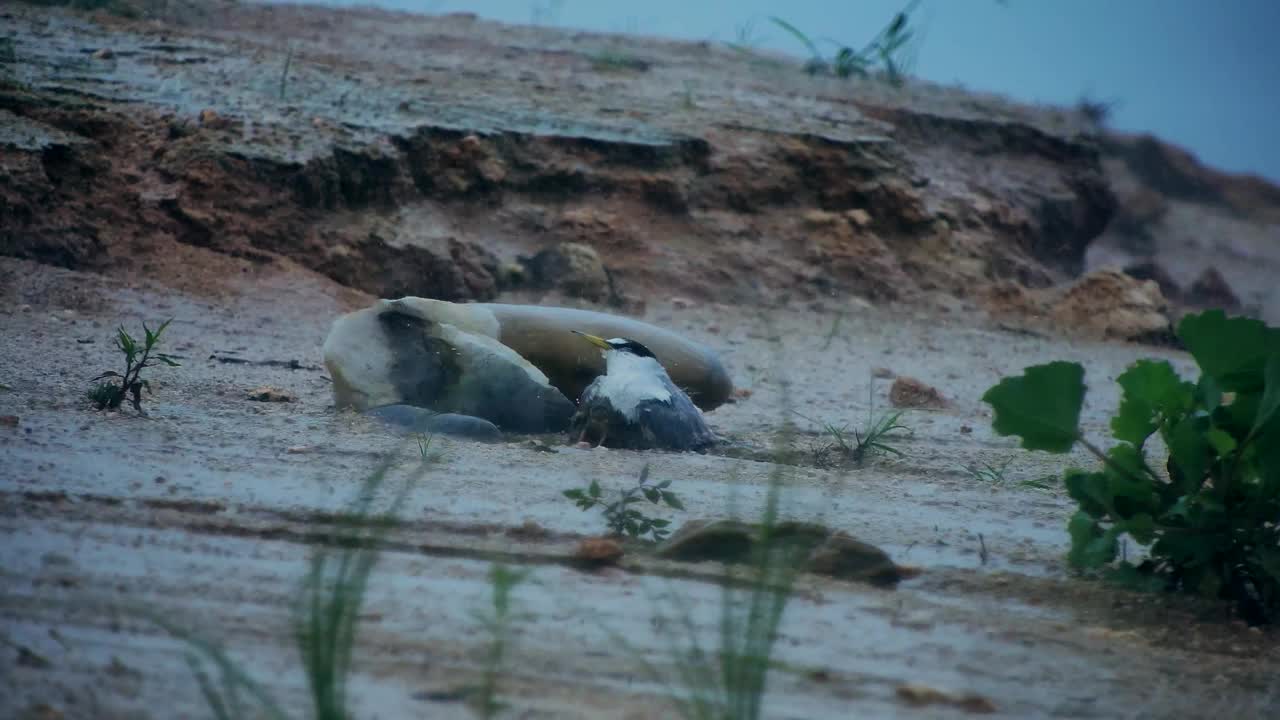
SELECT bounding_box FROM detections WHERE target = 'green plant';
[960,457,1012,485]
[629,443,802,719]
[770,1,921,86]
[471,564,530,718]
[794,405,910,466]
[153,458,419,718]
[982,310,1280,623]
[589,49,649,73]
[279,45,294,101]
[563,463,683,542]
[415,433,445,463]
[1076,94,1119,127]
[88,318,180,413]
[296,462,414,719]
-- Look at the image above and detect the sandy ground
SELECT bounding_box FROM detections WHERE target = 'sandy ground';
[3,1,1280,718]
[2,255,1277,719]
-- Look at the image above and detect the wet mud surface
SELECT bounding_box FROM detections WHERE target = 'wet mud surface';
[2,2,1280,718]
[2,257,1277,719]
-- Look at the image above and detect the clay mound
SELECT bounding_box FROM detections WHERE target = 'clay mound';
[1050,269,1171,341]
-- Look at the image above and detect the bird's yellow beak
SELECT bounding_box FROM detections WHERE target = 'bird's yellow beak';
[572,331,612,350]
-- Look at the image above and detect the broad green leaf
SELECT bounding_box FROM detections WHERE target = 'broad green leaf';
[1064,470,1109,518]
[1153,532,1216,567]
[588,480,601,498]
[981,362,1085,453]
[662,492,685,510]
[1205,429,1237,456]
[1195,374,1222,411]
[1257,420,1280,492]
[1067,512,1117,568]
[1249,355,1280,437]
[1167,417,1208,493]
[1177,310,1280,392]
[1256,547,1280,585]
[1121,513,1156,545]
[1103,445,1159,516]
[1111,360,1190,445]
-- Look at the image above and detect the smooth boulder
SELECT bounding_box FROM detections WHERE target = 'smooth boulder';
[324,298,575,433]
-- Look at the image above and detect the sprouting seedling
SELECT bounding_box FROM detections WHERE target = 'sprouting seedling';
[959,457,1013,485]
[563,463,684,542]
[88,318,180,414]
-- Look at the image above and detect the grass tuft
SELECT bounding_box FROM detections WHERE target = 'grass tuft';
[769,1,922,86]
[149,457,420,720]
[1076,94,1119,127]
[471,563,531,718]
[795,406,910,467]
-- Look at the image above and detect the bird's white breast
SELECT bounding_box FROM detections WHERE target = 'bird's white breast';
[597,352,673,421]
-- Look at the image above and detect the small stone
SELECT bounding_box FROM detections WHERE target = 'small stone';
[286,445,312,454]
[705,325,720,334]
[896,683,995,714]
[671,297,694,310]
[247,386,295,403]
[871,367,895,379]
[1050,269,1170,342]
[844,208,873,228]
[0,415,18,427]
[526,439,558,453]
[198,108,231,129]
[959,425,973,434]
[521,242,611,302]
[889,376,948,409]
[506,519,550,539]
[574,537,623,566]
[92,48,114,60]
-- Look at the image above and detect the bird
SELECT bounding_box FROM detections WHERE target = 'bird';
[569,332,716,451]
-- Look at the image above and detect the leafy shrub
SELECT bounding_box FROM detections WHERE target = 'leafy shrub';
[88,319,180,413]
[982,310,1280,623]
[563,463,683,542]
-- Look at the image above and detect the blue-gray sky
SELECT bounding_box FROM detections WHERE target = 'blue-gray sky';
[306,0,1280,183]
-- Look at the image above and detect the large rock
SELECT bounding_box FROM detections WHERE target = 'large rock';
[1050,269,1171,341]
[323,298,735,434]
[323,297,575,432]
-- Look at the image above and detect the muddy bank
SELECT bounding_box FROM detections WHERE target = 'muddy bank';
[3,256,1278,718]
[3,2,1280,718]
[1,2,1121,312]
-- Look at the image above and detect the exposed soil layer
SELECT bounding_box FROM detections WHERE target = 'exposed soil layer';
[0,2,1154,310]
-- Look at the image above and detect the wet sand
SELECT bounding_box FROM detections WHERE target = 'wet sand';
[2,256,1276,719]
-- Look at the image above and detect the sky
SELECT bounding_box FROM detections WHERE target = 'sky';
[302,0,1280,183]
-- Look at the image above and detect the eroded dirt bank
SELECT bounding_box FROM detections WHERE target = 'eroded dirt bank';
[5,1,1274,323]
[2,2,1280,718]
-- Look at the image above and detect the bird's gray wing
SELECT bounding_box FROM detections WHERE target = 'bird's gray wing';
[634,377,716,451]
